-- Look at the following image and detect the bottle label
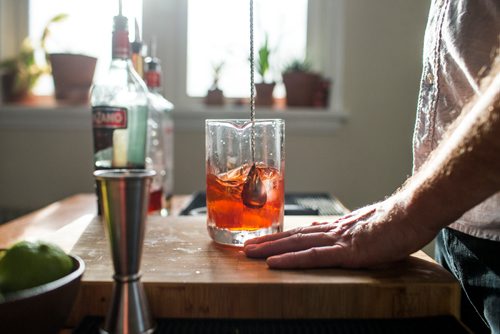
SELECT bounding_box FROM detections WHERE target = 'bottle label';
[92,106,128,129]
[92,105,147,169]
[92,106,128,169]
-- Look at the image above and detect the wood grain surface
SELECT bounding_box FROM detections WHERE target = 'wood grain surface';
[0,194,461,325]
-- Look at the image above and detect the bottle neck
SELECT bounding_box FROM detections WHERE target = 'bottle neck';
[109,57,130,70]
[112,29,130,60]
[131,41,143,76]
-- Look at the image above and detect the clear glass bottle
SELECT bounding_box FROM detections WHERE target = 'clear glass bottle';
[144,54,174,215]
[91,14,148,169]
[90,13,149,213]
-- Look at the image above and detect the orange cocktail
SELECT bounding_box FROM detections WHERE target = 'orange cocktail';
[207,163,284,230]
[205,119,285,246]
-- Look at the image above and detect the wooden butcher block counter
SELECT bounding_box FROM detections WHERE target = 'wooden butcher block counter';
[0,194,460,326]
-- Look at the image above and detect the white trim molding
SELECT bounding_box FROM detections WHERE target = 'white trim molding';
[173,106,348,134]
[0,104,347,135]
[0,105,91,131]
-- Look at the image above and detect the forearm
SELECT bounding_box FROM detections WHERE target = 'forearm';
[400,61,500,233]
[243,56,500,269]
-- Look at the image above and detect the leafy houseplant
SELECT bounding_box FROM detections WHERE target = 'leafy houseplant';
[205,61,225,106]
[255,34,275,106]
[0,14,68,102]
[256,35,271,82]
[283,59,313,73]
[282,58,322,107]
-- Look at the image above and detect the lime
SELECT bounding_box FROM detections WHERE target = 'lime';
[0,241,73,293]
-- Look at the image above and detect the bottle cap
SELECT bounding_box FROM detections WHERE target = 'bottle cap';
[113,14,128,31]
[131,19,143,54]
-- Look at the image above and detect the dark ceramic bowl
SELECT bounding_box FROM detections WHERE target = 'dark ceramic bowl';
[0,255,85,334]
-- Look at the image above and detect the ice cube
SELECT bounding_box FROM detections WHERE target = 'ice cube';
[218,164,251,183]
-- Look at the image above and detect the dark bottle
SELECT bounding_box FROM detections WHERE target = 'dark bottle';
[131,18,144,78]
[144,49,174,215]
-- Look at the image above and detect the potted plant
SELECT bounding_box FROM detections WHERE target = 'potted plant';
[43,15,97,103]
[0,14,67,102]
[205,61,225,106]
[49,53,97,103]
[0,40,44,102]
[254,34,275,106]
[0,14,98,104]
[281,58,322,107]
[0,14,68,103]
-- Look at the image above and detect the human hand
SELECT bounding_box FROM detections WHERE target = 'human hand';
[244,197,437,269]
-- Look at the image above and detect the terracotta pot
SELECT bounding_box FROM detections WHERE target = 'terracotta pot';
[312,79,332,108]
[282,71,321,107]
[204,88,224,106]
[49,53,97,103]
[255,82,275,106]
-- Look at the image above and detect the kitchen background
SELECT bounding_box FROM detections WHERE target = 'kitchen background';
[0,0,432,250]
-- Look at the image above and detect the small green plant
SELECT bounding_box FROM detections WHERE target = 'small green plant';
[283,58,313,73]
[0,13,68,96]
[256,34,272,83]
[210,61,225,90]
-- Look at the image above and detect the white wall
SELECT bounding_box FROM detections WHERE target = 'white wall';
[335,0,430,207]
[0,1,430,213]
[0,0,28,60]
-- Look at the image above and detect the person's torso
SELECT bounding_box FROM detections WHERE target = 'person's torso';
[413,0,500,241]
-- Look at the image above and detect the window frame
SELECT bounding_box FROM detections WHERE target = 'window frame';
[0,0,29,61]
[2,0,346,115]
[143,0,345,113]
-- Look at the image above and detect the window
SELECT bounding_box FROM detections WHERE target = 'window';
[186,0,308,98]
[28,0,142,95]
[2,0,345,112]
[144,0,345,111]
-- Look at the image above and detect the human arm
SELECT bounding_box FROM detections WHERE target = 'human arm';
[244,56,500,269]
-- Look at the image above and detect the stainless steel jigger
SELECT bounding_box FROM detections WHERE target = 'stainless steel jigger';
[94,169,156,334]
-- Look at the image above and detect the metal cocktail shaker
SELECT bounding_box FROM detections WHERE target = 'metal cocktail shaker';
[94,169,155,334]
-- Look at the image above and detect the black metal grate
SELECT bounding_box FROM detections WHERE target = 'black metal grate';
[179,192,349,217]
[73,316,469,334]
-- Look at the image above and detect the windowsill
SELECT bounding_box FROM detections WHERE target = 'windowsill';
[0,102,348,134]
